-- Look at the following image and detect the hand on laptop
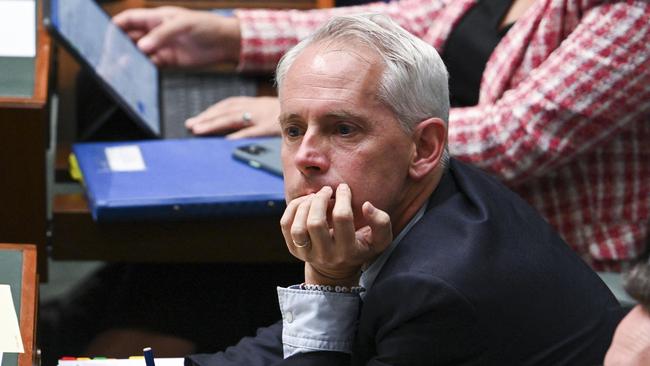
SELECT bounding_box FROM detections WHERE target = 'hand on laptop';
[185,96,282,138]
[113,6,241,67]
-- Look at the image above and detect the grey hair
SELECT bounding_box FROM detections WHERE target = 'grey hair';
[275,14,450,165]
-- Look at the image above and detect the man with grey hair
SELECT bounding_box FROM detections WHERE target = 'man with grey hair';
[186,14,623,366]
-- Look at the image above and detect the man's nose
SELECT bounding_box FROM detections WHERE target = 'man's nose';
[294,132,330,176]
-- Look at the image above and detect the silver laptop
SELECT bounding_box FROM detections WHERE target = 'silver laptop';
[45,0,257,138]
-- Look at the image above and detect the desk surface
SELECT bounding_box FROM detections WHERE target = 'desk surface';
[0,58,35,98]
[53,143,291,262]
[53,192,294,263]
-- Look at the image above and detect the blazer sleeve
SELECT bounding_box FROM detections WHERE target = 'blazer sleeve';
[185,321,284,366]
[449,1,650,185]
[357,272,487,365]
[276,272,486,366]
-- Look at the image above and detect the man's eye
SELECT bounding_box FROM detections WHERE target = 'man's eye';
[286,126,302,137]
[336,124,354,135]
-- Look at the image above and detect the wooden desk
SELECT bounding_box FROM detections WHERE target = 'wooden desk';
[0,244,38,366]
[52,143,292,263]
[0,1,51,279]
[52,193,292,263]
[49,0,333,263]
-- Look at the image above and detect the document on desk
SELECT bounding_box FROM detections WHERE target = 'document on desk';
[0,284,24,354]
[58,359,184,366]
[0,0,36,57]
[73,137,286,222]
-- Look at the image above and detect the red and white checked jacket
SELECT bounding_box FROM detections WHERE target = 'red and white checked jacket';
[235,0,650,270]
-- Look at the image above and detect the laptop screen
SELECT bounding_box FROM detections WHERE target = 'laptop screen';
[49,0,160,135]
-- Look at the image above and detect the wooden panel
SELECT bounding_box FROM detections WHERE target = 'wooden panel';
[52,194,294,263]
[0,108,47,250]
[0,244,37,366]
[0,0,51,279]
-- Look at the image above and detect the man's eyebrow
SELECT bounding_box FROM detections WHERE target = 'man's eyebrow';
[278,113,302,125]
[278,111,367,124]
[323,111,368,122]
[322,110,367,123]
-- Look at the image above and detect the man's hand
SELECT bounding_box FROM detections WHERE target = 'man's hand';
[604,305,650,365]
[113,6,241,67]
[185,96,282,138]
[280,184,393,287]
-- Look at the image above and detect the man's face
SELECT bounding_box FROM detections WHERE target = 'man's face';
[279,43,415,229]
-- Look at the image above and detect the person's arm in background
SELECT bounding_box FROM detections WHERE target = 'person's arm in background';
[115,0,444,137]
[448,1,650,185]
[233,0,444,73]
[113,7,241,67]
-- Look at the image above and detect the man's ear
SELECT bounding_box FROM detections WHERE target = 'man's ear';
[409,117,447,180]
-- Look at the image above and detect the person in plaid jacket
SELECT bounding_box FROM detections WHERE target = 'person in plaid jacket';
[115,0,650,270]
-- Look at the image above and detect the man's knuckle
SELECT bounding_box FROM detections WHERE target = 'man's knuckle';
[376,213,391,226]
[306,218,326,231]
[291,225,306,237]
[332,209,353,222]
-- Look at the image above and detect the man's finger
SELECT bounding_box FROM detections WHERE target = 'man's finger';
[290,198,314,250]
[361,201,392,253]
[332,184,356,247]
[280,196,309,245]
[306,186,333,246]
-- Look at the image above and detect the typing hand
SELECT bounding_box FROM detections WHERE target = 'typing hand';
[280,185,393,287]
[113,6,240,67]
[185,96,282,138]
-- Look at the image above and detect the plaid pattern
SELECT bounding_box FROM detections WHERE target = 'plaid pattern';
[235,0,650,270]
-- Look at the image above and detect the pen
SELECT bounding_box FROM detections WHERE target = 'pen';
[143,347,155,366]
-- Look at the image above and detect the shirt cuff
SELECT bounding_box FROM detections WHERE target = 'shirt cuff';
[277,286,361,358]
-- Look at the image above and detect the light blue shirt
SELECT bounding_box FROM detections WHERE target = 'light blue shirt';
[277,203,428,357]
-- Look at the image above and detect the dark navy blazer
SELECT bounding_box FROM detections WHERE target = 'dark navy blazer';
[187,159,624,366]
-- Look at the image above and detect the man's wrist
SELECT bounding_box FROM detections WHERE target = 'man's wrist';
[304,263,361,287]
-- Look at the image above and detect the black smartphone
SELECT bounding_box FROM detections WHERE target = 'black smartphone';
[232,138,283,177]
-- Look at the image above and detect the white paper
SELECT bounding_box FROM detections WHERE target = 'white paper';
[105,145,146,172]
[58,358,184,366]
[0,284,24,353]
[0,0,36,57]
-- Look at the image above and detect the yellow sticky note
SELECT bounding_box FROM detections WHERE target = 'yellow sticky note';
[0,284,24,353]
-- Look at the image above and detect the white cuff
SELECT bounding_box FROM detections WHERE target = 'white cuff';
[277,286,361,358]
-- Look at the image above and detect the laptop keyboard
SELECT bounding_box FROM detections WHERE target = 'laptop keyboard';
[162,72,258,138]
